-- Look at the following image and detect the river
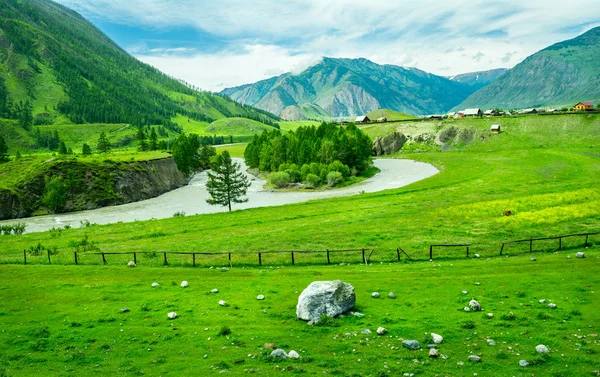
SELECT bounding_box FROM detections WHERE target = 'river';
[0,158,438,234]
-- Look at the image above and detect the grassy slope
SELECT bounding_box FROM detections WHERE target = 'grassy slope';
[0,251,598,376]
[366,109,417,121]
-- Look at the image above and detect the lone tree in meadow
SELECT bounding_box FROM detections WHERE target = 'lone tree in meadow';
[206,151,251,212]
[82,143,92,156]
[97,132,111,154]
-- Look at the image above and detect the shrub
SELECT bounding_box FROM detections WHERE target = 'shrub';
[304,173,320,188]
[328,160,350,178]
[326,171,343,187]
[218,325,232,336]
[173,211,186,217]
[268,171,291,188]
[439,126,458,143]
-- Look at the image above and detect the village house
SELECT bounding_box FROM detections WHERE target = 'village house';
[355,115,370,123]
[490,124,501,133]
[573,102,594,111]
[463,108,482,117]
[484,109,496,116]
[446,112,457,119]
[377,117,387,123]
[519,108,538,114]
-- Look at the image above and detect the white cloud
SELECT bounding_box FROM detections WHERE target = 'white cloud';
[56,0,600,90]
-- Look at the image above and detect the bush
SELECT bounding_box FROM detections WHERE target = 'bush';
[439,126,458,143]
[326,171,343,187]
[268,171,291,188]
[218,325,232,336]
[172,211,186,217]
[304,173,321,188]
[328,161,350,178]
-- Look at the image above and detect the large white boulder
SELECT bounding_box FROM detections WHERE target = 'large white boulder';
[296,280,356,321]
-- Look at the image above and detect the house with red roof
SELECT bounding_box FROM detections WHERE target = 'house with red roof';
[573,102,594,111]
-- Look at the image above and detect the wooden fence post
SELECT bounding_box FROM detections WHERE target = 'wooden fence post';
[559,237,562,250]
[192,253,196,267]
[102,252,107,265]
[74,252,78,265]
[362,248,366,264]
[585,234,589,246]
[163,252,168,266]
[397,248,401,261]
[429,245,433,260]
[133,252,137,265]
[228,253,232,268]
[529,239,533,253]
[500,243,504,256]
[23,250,27,265]
[466,246,469,258]
[326,249,330,265]
[258,252,262,266]
[47,249,51,264]
[291,252,295,265]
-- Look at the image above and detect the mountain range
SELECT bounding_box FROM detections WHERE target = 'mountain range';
[456,26,600,110]
[222,58,484,119]
[0,0,278,129]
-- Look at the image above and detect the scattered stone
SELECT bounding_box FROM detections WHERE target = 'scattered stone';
[468,355,481,362]
[567,255,571,259]
[361,329,372,335]
[180,281,189,288]
[257,295,265,300]
[486,339,496,346]
[151,282,160,287]
[219,370,228,374]
[474,254,481,258]
[548,303,557,309]
[427,344,437,349]
[464,307,471,312]
[536,344,549,353]
[388,292,396,299]
[576,252,585,258]
[287,350,300,359]
[120,308,130,313]
[402,340,420,350]
[167,312,177,319]
[218,300,228,307]
[469,300,481,311]
[487,313,494,318]
[531,258,537,261]
[371,292,380,298]
[457,361,464,366]
[352,312,365,318]
[429,348,439,358]
[221,267,229,272]
[270,349,287,359]
[539,299,547,304]
[127,261,136,267]
[475,282,481,286]
[431,333,443,344]
[376,327,387,335]
[462,290,468,295]
[211,288,219,293]
[263,343,276,349]
[296,280,356,321]
[519,360,530,367]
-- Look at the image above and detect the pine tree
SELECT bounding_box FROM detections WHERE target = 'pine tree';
[138,128,148,151]
[97,132,111,154]
[206,151,251,212]
[59,141,68,155]
[82,143,92,156]
[149,127,158,150]
[15,150,22,159]
[0,135,9,162]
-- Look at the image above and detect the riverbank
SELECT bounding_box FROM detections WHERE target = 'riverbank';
[0,158,438,233]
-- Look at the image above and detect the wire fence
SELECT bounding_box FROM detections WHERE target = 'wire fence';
[5,231,597,268]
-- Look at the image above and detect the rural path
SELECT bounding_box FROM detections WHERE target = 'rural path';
[2,158,438,234]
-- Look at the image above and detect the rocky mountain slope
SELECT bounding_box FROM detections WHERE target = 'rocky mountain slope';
[448,69,509,91]
[222,58,480,119]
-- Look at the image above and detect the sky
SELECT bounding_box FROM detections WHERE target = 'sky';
[55,0,600,92]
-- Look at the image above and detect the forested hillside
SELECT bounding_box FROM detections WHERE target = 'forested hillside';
[0,0,279,131]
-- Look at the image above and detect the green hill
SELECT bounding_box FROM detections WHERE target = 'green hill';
[222,57,477,118]
[205,117,276,136]
[365,108,417,121]
[0,0,279,130]
[279,103,330,121]
[456,27,600,110]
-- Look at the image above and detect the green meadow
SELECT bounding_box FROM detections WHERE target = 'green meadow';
[0,113,599,376]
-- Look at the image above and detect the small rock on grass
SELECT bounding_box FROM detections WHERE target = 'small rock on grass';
[539,299,547,304]
[371,292,380,298]
[429,348,439,358]
[475,282,481,286]
[469,299,481,311]
[377,327,387,335]
[352,312,365,318]
[167,312,177,319]
[181,281,189,288]
[361,329,372,335]
[270,349,287,359]
[464,307,471,312]
[576,252,585,258]
[257,295,265,300]
[486,339,496,346]
[468,355,481,362]
[402,340,420,350]
[151,282,160,287]
[536,344,549,353]
[548,303,557,309]
[288,350,300,359]
[218,300,228,307]
[211,288,219,293]
[388,292,396,299]
[531,258,537,261]
[519,360,529,367]
[431,333,443,344]
[462,290,468,295]
[127,261,136,267]
[487,313,494,318]
[120,308,130,313]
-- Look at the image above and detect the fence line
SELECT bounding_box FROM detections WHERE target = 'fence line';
[14,230,596,267]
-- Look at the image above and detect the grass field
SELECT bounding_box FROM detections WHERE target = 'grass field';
[0,113,599,375]
[0,251,598,376]
[366,108,417,121]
